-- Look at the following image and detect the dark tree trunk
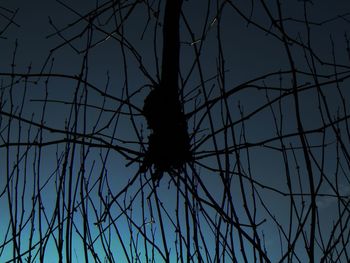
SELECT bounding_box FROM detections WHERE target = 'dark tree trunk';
[142,0,191,179]
[161,0,183,94]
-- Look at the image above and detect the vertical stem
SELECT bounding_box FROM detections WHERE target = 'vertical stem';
[161,0,183,93]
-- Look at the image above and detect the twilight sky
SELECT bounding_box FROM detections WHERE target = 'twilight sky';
[1,0,350,262]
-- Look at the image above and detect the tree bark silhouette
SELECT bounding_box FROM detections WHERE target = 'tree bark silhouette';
[161,0,182,93]
[142,0,191,179]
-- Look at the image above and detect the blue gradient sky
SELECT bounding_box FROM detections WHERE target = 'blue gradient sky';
[1,0,350,262]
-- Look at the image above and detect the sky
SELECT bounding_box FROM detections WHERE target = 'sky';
[1,0,350,262]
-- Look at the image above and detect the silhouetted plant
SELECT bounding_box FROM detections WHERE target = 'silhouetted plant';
[1,0,350,262]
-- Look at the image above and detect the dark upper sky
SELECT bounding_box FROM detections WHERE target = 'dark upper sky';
[1,0,350,262]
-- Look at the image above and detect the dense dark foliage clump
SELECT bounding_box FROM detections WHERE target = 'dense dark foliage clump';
[142,86,192,179]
